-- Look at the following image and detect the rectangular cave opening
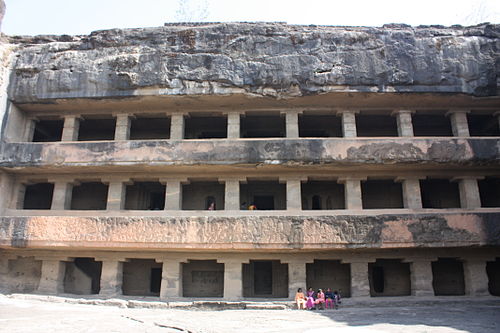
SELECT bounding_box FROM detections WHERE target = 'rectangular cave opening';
[64,258,102,295]
[241,112,285,138]
[240,180,286,210]
[467,113,500,136]
[361,179,403,209]
[124,181,166,210]
[182,181,225,210]
[23,183,54,209]
[479,177,500,207]
[122,259,162,296]
[184,114,227,139]
[77,116,116,141]
[70,182,108,210]
[368,259,411,297]
[420,179,460,208]
[298,113,342,137]
[432,258,465,296]
[243,260,288,298]
[130,115,171,140]
[486,258,500,296]
[182,260,224,297]
[32,119,64,142]
[306,260,351,297]
[301,181,345,210]
[412,112,453,136]
[356,113,398,137]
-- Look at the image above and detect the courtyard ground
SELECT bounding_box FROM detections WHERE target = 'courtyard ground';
[0,294,499,333]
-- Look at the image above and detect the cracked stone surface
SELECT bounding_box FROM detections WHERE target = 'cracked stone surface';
[5,22,500,102]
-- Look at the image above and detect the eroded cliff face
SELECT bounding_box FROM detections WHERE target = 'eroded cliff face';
[7,22,500,102]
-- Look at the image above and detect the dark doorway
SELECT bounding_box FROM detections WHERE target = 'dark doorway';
[32,119,64,142]
[254,195,275,210]
[372,266,384,293]
[150,268,162,294]
[182,260,224,297]
[306,260,351,297]
[486,258,500,296]
[254,261,273,295]
[432,258,465,296]
[64,258,102,295]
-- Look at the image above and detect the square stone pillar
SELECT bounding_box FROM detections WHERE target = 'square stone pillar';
[284,260,307,300]
[223,178,241,210]
[347,261,371,298]
[105,180,127,210]
[338,177,365,210]
[161,179,185,210]
[464,259,490,296]
[453,176,483,209]
[227,112,242,139]
[10,182,26,209]
[114,114,131,140]
[337,110,358,138]
[284,110,301,138]
[282,177,304,211]
[170,113,185,140]
[24,118,38,142]
[392,110,414,137]
[37,259,66,294]
[447,110,470,137]
[396,177,423,209]
[50,181,73,210]
[61,115,80,141]
[407,259,435,296]
[98,260,123,297]
[221,259,243,300]
[158,259,182,300]
[0,256,11,292]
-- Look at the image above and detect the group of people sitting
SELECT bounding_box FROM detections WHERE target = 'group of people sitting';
[295,287,342,310]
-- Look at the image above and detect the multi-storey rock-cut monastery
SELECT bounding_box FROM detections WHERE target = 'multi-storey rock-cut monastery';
[0,18,499,301]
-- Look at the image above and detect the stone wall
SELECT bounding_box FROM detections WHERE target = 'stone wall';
[0,212,498,250]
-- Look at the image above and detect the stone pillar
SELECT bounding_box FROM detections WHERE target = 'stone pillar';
[337,110,358,138]
[99,260,123,297]
[392,110,414,137]
[11,181,26,209]
[159,260,182,300]
[349,261,371,297]
[447,110,470,137]
[285,260,307,300]
[338,178,364,210]
[221,259,243,300]
[408,259,435,296]
[495,111,500,131]
[170,113,185,140]
[114,114,131,140]
[162,179,184,210]
[106,181,126,210]
[284,110,301,138]
[227,112,241,139]
[283,178,303,211]
[50,181,73,210]
[0,257,10,292]
[396,177,423,209]
[61,115,80,141]
[37,259,65,294]
[453,177,482,209]
[464,259,490,296]
[223,178,241,210]
[24,118,37,142]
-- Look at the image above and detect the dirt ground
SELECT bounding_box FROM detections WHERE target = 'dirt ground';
[0,294,499,333]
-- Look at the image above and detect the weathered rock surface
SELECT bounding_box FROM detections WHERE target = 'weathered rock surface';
[6,22,500,102]
[1,212,498,250]
[1,138,498,169]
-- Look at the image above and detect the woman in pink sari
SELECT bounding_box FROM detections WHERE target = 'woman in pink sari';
[315,289,325,310]
[305,287,315,309]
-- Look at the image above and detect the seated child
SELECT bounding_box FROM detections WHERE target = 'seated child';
[314,289,325,310]
[295,288,307,310]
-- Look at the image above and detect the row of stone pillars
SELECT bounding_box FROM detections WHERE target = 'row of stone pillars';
[13,174,485,211]
[26,109,492,142]
[23,256,494,300]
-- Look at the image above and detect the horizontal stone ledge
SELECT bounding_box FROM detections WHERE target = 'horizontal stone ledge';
[0,212,498,250]
[1,138,499,169]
